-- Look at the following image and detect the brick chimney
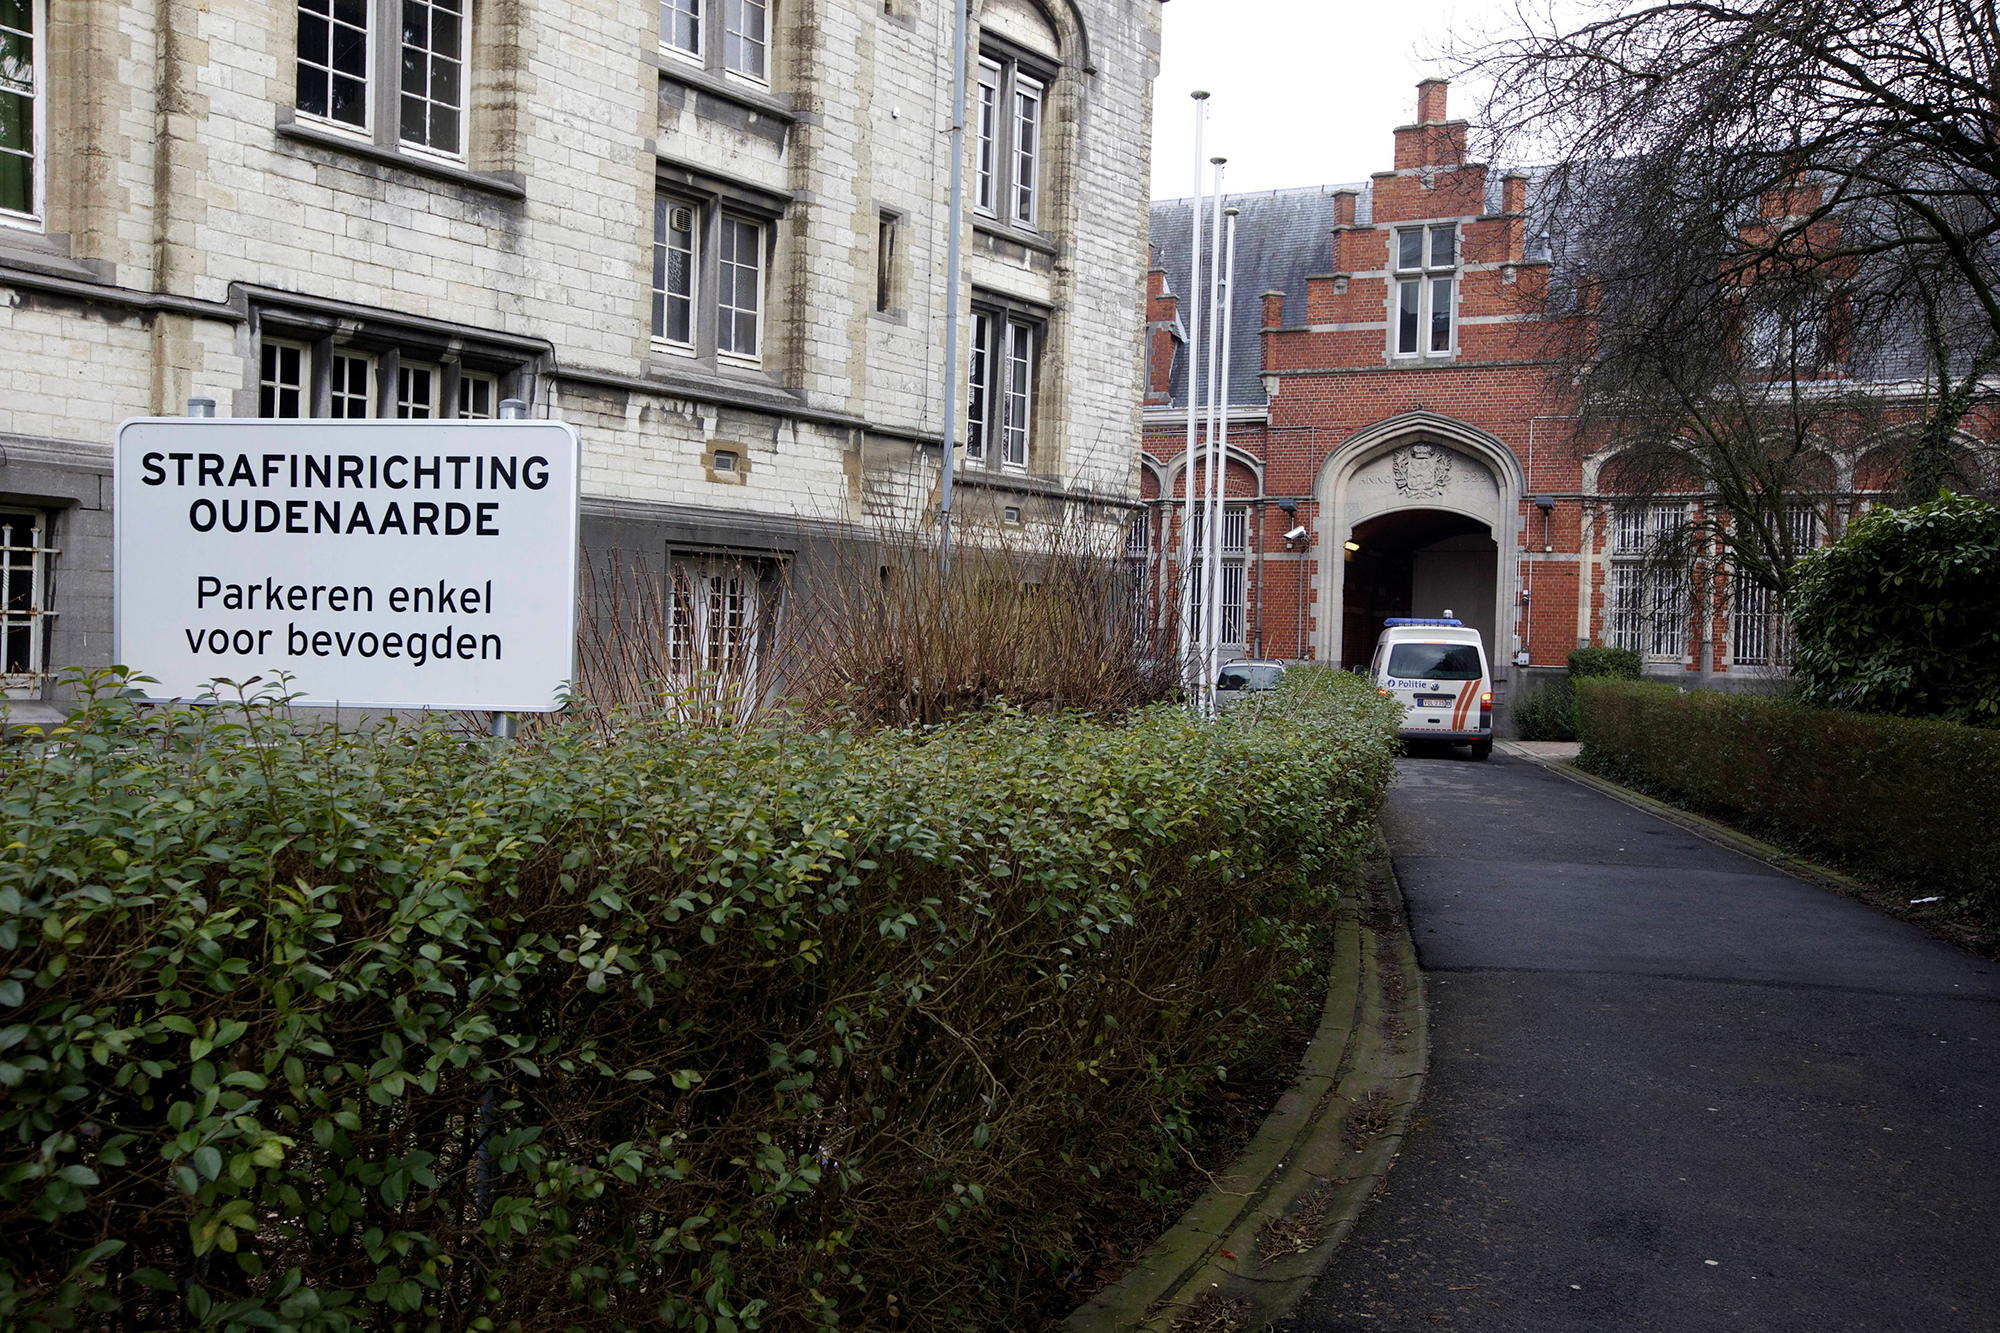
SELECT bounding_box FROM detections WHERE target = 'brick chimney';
[1329,188,1360,269]
[1416,77,1449,125]
[1144,264,1180,406]
[1395,79,1470,170]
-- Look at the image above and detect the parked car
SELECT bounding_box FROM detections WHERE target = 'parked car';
[1369,618,1493,759]
[1215,659,1288,704]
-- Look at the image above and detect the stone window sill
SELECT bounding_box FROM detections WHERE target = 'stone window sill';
[275,112,527,201]
[645,51,797,123]
[973,217,1060,258]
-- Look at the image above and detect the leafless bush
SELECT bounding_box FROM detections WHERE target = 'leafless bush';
[776,515,1182,727]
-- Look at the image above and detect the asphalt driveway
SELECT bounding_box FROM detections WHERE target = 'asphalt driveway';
[1290,750,2000,1333]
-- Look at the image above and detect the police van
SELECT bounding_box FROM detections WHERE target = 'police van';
[1369,616,1493,759]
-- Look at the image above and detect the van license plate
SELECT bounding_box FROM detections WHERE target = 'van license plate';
[1418,695,1453,706]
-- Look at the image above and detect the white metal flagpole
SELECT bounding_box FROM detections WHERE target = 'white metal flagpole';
[1200,158,1227,715]
[1177,92,1208,702]
[1215,205,1241,686]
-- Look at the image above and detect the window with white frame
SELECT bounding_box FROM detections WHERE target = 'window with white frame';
[717,215,764,361]
[723,0,768,80]
[1393,223,1458,357]
[965,304,1040,470]
[296,0,471,160]
[1608,503,1688,658]
[2,508,53,696]
[256,334,514,420]
[653,196,698,351]
[660,0,771,84]
[973,46,1054,232]
[399,0,469,156]
[457,371,497,418]
[261,340,311,419]
[0,0,44,226]
[652,182,781,369]
[330,350,374,418]
[397,363,439,418]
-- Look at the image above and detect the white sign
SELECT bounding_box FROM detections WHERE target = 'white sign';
[114,418,581,711]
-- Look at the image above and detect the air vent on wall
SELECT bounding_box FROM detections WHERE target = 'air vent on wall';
[670,206,695,234]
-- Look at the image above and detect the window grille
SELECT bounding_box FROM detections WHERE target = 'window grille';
[1732,568,1776,667]
[1,509,53,693]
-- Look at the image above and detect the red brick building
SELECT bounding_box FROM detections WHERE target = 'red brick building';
[1136,80,1996,725]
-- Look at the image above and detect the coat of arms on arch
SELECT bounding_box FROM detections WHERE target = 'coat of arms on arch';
[1392,441,1455,499]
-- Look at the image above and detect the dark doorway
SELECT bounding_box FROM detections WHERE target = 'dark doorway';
[1341,510,1497,669]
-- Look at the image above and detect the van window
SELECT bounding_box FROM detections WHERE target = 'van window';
[1387,643,1482,680]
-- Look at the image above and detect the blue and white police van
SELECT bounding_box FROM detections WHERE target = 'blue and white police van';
[1369,616,1494,759]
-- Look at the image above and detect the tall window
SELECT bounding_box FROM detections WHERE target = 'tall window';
[1732,503,1821,666]
[1608,503,1687,658]
[297,0,470,159]
[717,215,763,361]
[2,508,52,695]
[1394,224,1457,357]
[974,49,1053,232]
[660,0,700,57]
[0,0,43,224]
[1186,504,1248,649]
[399,0,469,157]
[653,197,698,351]
[876,212,900,314]
[966,306,1039,469]
[723,0,767,79]
[296,0,370,130]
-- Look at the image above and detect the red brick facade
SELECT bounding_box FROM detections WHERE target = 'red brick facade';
[1137,82,1997,717]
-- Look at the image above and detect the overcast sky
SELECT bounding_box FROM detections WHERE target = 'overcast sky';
[1148,0,1528,200]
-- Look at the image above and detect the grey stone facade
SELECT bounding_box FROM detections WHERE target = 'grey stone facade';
[0,0,1161,716]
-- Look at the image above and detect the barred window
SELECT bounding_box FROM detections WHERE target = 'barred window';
[1608,503,1688,659]
[666,554,780,719]
[2,508,53,694]
[1186,504,1248,649]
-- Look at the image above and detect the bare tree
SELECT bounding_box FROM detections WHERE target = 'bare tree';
[1457,0,2000,628]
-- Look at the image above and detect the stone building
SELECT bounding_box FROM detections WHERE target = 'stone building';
[1138,80,1998,721]
[0,0,1162,721]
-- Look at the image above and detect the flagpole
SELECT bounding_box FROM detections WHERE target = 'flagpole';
[1200,158,1227,716]
[1177,93,1209,703]
[1216,206,1241,685]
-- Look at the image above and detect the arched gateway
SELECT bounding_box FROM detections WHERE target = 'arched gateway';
[1313,413,1525,669]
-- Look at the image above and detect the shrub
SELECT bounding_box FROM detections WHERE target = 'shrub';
[1575,678,2000,917]
[0,668,1399,1333]
[1511,677,1578,741]
[1567,647,1642,680]
[1789,491,2000,727]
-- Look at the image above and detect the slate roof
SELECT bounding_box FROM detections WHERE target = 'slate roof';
[1149,184,1364,411]
[1149,175,1557,411]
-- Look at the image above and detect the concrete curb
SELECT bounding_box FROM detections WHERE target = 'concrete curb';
[1493,740,1873,898]
[1067,836,1428,1333]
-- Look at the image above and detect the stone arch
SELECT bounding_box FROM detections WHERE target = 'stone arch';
[1163,443,1265,497]
[1853,427,1991,495]
[1312,411,1525,668]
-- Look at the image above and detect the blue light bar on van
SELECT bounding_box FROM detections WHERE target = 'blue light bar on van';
[1384,617,1464,627]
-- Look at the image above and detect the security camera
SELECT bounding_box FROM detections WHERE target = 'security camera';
[1284,524,1308,542]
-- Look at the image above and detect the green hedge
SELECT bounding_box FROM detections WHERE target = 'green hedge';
[0,668,1400,1333]
[1566,647,1641,680]
[1576,678,2000,916]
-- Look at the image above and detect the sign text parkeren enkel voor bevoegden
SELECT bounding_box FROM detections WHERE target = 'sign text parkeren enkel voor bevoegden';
[139,450,552,537]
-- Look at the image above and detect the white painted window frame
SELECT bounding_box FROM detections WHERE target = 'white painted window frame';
[1391,223,1458,358]
[260,339,313,419]
[0,0,46,230]
[716,212,765,366]
[652,194,701,356]
[396,0,474,163]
